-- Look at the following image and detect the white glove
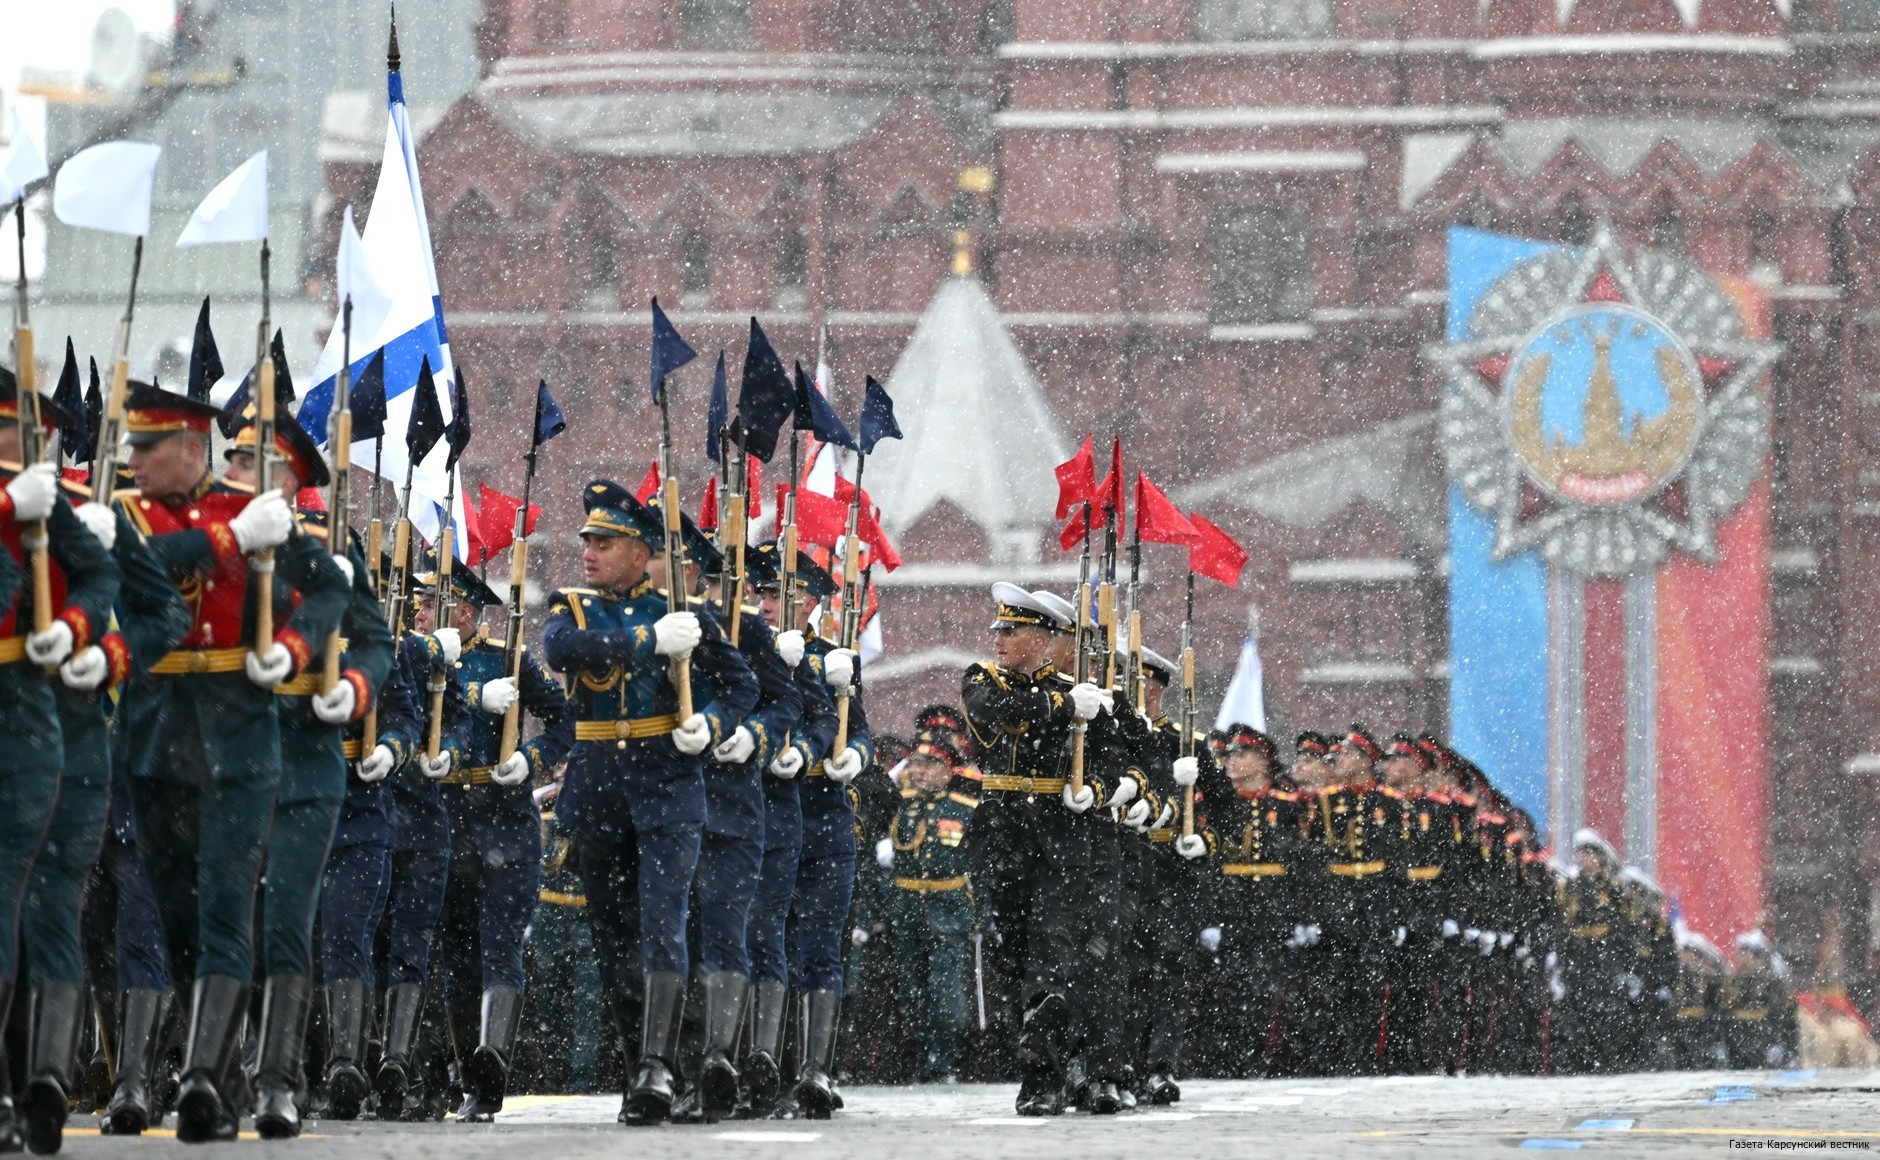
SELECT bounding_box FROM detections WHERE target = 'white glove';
[419,751,454,780]
[312,679,357,724]
[26,620,74,666]
[1199,926,1223,953]
[74,502,117,551]
[1442,919,1461,939]
[1498,931,1514,949]
[1153,801,1175,830]
[244,642,293,688]
[1172,756,1199,787]
[1394,925,1408,948]
[822,647,856,690]
[775,629,805,669]
[1123,798,1152,829]
[1061,783,1095,813]
[479,676,518,715]
[1287,925,1311,949]
[874,837,894,869]
[332,554,355,587]
[713,726,756,764]
[1481,931,1500,957]
[672,713,713,755]
[491,751,530,786]
[769,746,805,779]
[1304,923,1322,946]
[850,927,868,946]
[1464,927,1482,943]
[1175,834,1206,860]
[431,627,462,668]
[825,745,864,783]
[1068,681,1108,721]
[229,491,292,552]
[4,462,58,522]
[358,744,395,782]
[653,611,701,657]
[59,645,110,691]
[1110,776,1138,808]
[1515,945,1533,965]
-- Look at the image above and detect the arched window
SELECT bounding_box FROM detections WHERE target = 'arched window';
[681,229,711,308]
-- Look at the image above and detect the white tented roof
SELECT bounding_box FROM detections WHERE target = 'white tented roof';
[866,275,1070,553]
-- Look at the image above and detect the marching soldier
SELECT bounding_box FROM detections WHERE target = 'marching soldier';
[436,566,573,1121]
[539,480,758,1125]
[318,585,422,1121]
[742,543,838,1118]
[653,519,799,1124]
[221,409,398,1138]
[1723,931,1798,1069]
[775,546,873,1119]
[881,730,977,1083]
[1,371,129,1153]
[1618,867,1677,1070]
[1557,829,1628,1073]
[114,382,350,1142]
[1314,726,1393,1076]
[1375,734,1457,1074]
[959,584,1121,1116]
[376,567,472,1120]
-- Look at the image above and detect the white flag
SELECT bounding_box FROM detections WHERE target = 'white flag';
[52,141,161,236]
[1214,625,1266,732]
[0,108,48,204]
[335,206,395,347]
[176,150,269,247]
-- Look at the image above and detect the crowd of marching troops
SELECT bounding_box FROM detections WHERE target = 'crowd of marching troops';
[0,365,1805,1149]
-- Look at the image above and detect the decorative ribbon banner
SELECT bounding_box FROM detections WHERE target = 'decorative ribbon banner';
[1433,226,1777,945]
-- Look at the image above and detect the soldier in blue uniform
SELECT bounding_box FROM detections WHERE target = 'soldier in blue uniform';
[318,586,422,1122]
[651,516,800,1125]
[539,480,758,1126]
[113,382,350,1142]
[741,543,838,1119]
[435,567,573,1121]
[0,373,133,1152]
[375,571,471,1119]
[218,412,399,1138]
[767,547,870,1120]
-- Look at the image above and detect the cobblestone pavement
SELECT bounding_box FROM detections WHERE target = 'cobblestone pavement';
[56,1068,1880,1159]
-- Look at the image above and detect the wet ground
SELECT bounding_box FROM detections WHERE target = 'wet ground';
[55,1068,1880,1158]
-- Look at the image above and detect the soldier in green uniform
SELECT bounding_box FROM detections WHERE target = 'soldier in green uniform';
[220,411,397,1138]
[881,731,977,1083]
[0,372,127,1153]
[113,383,350,1142]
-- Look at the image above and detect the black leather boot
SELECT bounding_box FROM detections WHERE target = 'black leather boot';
[607,987,642,1125]
[79,992,113,1115]
[373,983,423,1121]
[174,976,247,1144]
[253,977,312,1139]
[668,979,708,1125]
[791,990,841,1121]
[736,980,787,1120]
[458,986,521,1123]
[100,989,165,1135]
[622,973,685,1126]
[22,981,84,1153]
[320,980,371,1121]
[1015,993,1068,1117]
[697,973,746,1124]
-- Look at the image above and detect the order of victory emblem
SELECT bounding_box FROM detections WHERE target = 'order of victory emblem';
[1428,229,1779,578]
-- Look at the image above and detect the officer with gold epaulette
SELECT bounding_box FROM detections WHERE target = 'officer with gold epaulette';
[960,583,1119,1116]
[0,369,138,1153]
[432,563,572,1121]
[741,542,838,1118]
[113,381,349,1142]
[651,517,799,1125]
[881,730,977,1083]
[540,480,758,1126]
[219,407,397,1138]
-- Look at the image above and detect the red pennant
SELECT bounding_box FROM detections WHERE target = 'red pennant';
[1054,434,1095,520]
[747,455,763,519]
[1058,507,1094,553]
[457,492,483,565]
[699,476,719,531]
[1188,512,1248,587]
[1092,436,1125,520]
[634,461,660,503]
[474,483,540,559]
[1135,472,1200,546]
[295,486,326,512]
[778,483,901,571]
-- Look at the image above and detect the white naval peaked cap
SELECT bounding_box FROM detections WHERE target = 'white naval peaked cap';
[1571,828,1618,864]
[1028,590,1079,633]
[989,582,1061,632]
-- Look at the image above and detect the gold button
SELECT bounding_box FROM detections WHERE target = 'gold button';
[189,509,200,520]
[204,581,214,591]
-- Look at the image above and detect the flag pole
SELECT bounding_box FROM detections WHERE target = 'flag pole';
[830,451,865,753]
[88,234,144,505]
[1181,568,1197,839]
[424,436,460,762]
[496,384,546,765]
[322,289,354,694]
[250,239,277,662]
[779,427,800,636]
[11,196,52,642]
[656,369,693,720]
[1069,501,1093,797]
[1127,486,1144,715]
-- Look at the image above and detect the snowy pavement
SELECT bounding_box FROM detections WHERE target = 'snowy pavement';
[52,1069,1880,1157]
